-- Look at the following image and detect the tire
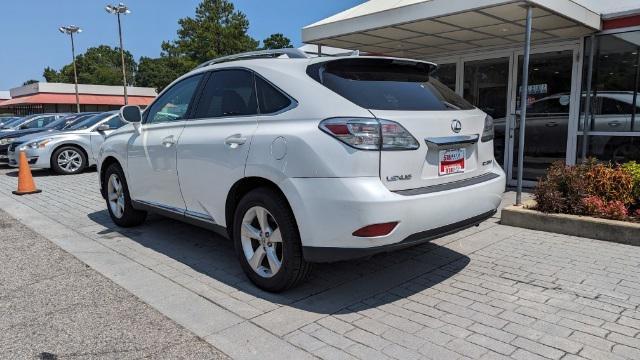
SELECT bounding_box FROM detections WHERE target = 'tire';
[103,163,147,227]
[233,187,312,292]
[51,146,87,175]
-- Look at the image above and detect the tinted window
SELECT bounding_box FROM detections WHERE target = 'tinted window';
[194,70,257,118]
[256,76,291,114]
[23,116,57,129]
[103,115,125,129]
[308,58,474,111]
[147,74,203,124]
[528,97,570,115]
[68,112,114,130]
[601,98,635,115]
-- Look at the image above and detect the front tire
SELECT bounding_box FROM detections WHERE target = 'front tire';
[104,163,147,227]
[51,146,87,175]
[233,187,312,292]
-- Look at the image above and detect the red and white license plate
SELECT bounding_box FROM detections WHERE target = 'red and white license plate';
[439,148,466,175]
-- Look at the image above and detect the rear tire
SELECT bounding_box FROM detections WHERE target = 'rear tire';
[104,163,147,227]
[233,187,312,292]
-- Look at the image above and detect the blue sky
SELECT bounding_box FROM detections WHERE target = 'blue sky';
[0,0,363,90]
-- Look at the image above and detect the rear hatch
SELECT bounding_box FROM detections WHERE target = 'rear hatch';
[309,57,496,192]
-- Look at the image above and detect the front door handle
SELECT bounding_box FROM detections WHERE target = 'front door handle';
[225,134,247,147]
[161,135,176,147]
[545,122,559,128]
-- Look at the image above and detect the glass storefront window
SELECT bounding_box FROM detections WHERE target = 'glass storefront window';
[578,135,640,163]
[432,63,456,91]
[463,58,510,167]
[579,30,640,164]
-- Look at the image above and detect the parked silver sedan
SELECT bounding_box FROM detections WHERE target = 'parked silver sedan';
[8,111,125,175]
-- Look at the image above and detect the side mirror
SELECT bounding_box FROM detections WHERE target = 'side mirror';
[19,125,28,130]
[120,105,142,123]
[96,124,110,132]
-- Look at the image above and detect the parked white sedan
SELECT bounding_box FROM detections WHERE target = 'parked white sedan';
[9,111,125,175]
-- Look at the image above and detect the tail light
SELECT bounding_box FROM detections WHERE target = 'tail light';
[481,115,494,142]
[320,118,419,151]
[353,222,398,237]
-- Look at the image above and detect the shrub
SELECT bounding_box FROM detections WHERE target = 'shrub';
[581,196,629,220]
[534,159,634,221]
[622,161,640,200]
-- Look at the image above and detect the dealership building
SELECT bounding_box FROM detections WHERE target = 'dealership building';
[0,82,157,115]
[304,0,640,186]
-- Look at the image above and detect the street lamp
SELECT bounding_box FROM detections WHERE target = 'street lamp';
[105,2,131,105]
[59,25,82,113]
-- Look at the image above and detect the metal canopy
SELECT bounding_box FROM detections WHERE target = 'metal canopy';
[302,0,601,59]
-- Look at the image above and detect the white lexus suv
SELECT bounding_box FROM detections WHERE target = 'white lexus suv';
[98,49,506,292]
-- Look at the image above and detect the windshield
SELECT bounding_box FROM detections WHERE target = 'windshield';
[0,118,23,129]
[66,112,113,130]
[48,113,96,130]
[0,117,21,128]
[308,58,474,111]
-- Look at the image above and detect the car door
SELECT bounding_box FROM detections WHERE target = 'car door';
[177,69,259,223]
[127,73,204,212]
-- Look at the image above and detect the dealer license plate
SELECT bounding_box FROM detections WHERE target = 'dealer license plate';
[439,148,466,176]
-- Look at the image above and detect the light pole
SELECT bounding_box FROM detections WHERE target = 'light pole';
[59,25,82,113]
[105,2,130,105]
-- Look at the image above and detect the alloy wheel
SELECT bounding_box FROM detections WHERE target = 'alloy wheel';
[107,173,125,219]
[240,206,283,278]
[57,149,82,172]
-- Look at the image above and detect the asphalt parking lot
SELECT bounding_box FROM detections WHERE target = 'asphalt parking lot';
[2,165,640,360]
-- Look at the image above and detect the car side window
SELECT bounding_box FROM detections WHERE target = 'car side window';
[256,76,292,114]
[104,115,125,129]
[194,69,258,119]
[601,98,633,115]
[146,74,203,124]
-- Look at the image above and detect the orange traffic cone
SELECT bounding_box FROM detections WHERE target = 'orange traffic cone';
[12,151,41,196]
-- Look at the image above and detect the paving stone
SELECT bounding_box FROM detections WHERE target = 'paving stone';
[467,333,516,355]
[312,346,358,360]
[310,327,357,350]
[344,328,391,351]
[511,337,564,360]
[568,331,615,352]
[446,338,489,358]
[317,317,356,335]
[414,328,454,346]
[538,334,583,354]
[469,323,517,343]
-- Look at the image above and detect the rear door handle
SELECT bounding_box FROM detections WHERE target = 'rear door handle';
[225,134,247,147]
[162,135,176,147]
[545,122,559,128]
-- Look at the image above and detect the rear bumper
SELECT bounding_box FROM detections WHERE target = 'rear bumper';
[281,165,506,263]
[303,209,495,262]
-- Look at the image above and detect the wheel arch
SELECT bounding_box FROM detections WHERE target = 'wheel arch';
[99,156,122,199]
[225,177,297,239]
[50,142,90,170]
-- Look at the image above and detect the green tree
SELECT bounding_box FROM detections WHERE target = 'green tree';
[261,33,293,50]
[43,45,137,86]
[136,56,195,92]
[162,0,258,64]
[22,79,39,85]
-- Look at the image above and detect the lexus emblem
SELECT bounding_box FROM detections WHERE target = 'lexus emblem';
[451,119,462,133]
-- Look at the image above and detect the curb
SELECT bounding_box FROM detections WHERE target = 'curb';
[501,204,640,246]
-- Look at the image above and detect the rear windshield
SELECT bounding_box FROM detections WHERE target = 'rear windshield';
[307,58,474,111]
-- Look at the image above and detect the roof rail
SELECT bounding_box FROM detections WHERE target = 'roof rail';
[195,48,310,69]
